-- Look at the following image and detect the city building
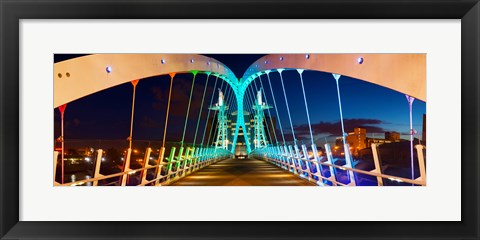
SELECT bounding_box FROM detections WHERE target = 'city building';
[346,128,367,156]
[385,131,400,141]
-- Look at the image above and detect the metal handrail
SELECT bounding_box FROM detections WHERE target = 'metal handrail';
[55,146,232,186]
[251,143,426,186]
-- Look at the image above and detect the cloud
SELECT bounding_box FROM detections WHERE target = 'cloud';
[150,76,225,120]
[140,116,163,129]
[294,118,386,137]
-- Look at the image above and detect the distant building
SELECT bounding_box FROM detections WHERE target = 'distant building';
[333,127,407,157]
[366,138,393,148]
[346,128,367,156]
[385,131,400,141]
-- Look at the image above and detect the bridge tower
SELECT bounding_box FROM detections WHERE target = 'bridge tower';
[209,89,229,149]
[253,88,272,149]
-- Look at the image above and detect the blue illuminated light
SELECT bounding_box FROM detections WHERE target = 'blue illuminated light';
[264,60,268,64]
[280,56,284,61]
[305,54,310,59]
[106,66,112,73]
[357,57,364,64]
[161,59,166,64]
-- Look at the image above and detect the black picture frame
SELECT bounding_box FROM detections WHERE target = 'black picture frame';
[1,0,479,239]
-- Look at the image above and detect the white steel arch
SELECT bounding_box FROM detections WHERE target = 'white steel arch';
[240,54,426,101]
[54,54,239,108]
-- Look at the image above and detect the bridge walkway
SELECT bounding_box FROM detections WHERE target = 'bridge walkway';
[170,158,315,186]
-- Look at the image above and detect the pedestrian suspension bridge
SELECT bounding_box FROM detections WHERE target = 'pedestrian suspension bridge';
[53,54,426,187]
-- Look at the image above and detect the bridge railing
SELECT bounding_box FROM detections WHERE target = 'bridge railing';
[54,140,232,186]
[251,143,426,186]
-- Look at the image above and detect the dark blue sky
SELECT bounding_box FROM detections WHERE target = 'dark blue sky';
[54,54,426,146]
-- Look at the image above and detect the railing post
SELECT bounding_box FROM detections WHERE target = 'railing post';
[370,143,384,186]
[193,148,202,171]
[294,144,303,176]
[278,146,286,170]
[288,145,297,175]
[121,148,132,186]
[311,144,325,186]
[301,144,312,181]
[343,143,357,186]
[201,148,207,167]
[280,146,287,170]
[165,147,176,183]
[154,147,166,185]
[140,147,152,185]
[185,147,193,174]
[280,146,288,172]
[195,147,202,170]
[415,144,426,185]
[181,147,190,177]
[324,144,338,186]
[175,146,184,178]
[93,149,104,186]
[53,151,59,184]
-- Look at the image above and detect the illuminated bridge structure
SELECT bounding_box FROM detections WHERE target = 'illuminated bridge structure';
[54,54,426,187]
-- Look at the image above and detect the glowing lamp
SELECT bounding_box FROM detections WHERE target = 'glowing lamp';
[305,54,310,59]
[161,59,166,64]
[357,57,364,64]
[279,56,284,61]
[106,66,112,73]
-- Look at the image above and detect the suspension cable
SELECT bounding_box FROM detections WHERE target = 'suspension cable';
[279,70,296,144]
[201,75,219,146]
[266,71,286,144]
[181,71,198,146]
[259,74,278,145]
[193,73,211,146]
[128,80,139,149]
[298,70,314,145]
[162,73,175,148]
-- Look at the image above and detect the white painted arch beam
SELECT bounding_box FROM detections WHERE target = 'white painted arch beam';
[54,54,239,108]
[241,54,426,102]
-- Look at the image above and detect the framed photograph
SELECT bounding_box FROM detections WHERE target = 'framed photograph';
[1,0,479,239]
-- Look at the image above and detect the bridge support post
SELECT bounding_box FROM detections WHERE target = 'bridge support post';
[324,144,338,186]
[288,145,297,175]
[175,146,184,179]
[278,146,286,170]
[154,147,166,185]
[415,144,426,185]
[121,148,132,186]
[164,147,176,184]
[343,143,357,186]
[53,151,59,184]
[140,147,152,185]
[311,144,325,186]
[371,143,384,186]
[301,144,312,181]
[93,149,103,186]
[181,147,191,177]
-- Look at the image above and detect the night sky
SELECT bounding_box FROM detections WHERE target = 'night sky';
[54,54,426,147]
